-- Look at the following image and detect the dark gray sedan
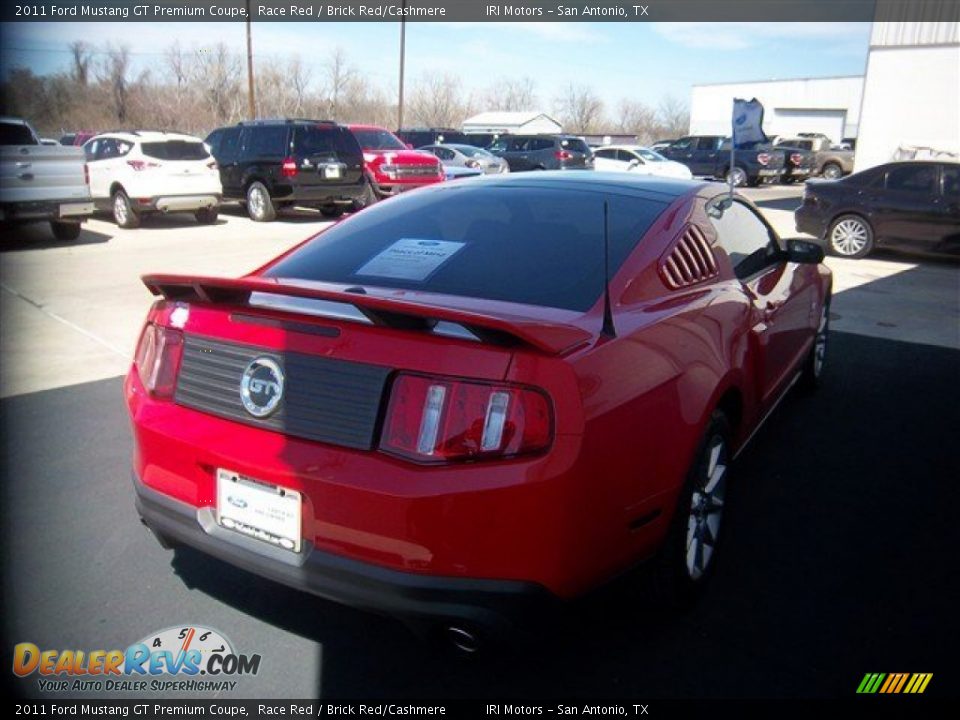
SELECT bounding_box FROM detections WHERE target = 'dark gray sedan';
[418,144,509,175]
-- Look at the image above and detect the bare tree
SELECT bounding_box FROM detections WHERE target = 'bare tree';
[322,47,356,121]
[193,43,243,125]
[97,45,132,122]
[69,41,92,87]
[485,76,537,112]
[288,56,311,116]
[553,83,604,134]
[657,95,690,139]
[408,72,467,128]
[615,99,659,142]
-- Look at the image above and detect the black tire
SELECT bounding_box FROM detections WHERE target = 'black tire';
[800,294,831,392]
[827,214,874,258]
[821,163,843,180]
[112,189,140,228]
[351,180,378,213]
[50,221,81,241]
[245,181,276,222]
[650,411,731,608]
[319,206,344,219]
[195,207,219,224]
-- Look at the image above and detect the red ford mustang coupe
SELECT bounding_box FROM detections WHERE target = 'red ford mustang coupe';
[125,173,831,650]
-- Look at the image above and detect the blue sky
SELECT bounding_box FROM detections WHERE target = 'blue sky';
[1,21,871,112]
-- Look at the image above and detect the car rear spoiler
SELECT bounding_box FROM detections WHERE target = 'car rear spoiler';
[142,274,593,356]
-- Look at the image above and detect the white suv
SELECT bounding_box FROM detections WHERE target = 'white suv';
[83,132,222,228]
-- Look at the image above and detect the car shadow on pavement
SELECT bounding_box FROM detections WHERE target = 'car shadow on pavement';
[0,224,112,252]
[219,203,342,225]
[165,328,959,699]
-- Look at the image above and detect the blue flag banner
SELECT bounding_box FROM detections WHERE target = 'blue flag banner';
[732,98,768,148]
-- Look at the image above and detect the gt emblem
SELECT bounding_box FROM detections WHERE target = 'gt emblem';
[240,356,285,418]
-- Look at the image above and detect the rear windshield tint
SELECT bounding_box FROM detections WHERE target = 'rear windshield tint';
[561,138,590,153]
[0,123,37,145]
[295,126,361,158]
[264,185,668,312]
[141,140,209,160]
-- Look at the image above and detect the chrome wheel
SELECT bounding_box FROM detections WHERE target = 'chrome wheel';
[726,167,747,187]
[686,436,727,580]
[814,304,828,378]
[830,218,870,257]
[113,194,128,225]
[248,185,266,219]
[822,163,842,180]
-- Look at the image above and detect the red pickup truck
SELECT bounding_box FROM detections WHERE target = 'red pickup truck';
[348,124,443,198]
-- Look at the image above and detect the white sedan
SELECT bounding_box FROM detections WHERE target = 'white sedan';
[593,145,693,180]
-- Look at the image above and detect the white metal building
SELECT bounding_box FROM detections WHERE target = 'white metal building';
[855,20,960,171]
[461,111,562,135]
[689,76,864,144]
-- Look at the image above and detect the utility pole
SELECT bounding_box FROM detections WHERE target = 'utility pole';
[397,0,406,130]
[246,0,256,119]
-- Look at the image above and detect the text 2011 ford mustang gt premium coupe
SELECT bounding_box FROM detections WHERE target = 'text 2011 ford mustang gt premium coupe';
[125,173,831,649]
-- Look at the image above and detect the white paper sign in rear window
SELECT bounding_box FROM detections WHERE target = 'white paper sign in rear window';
[356,238,465,282]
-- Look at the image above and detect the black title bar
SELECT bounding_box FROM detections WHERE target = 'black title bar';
[4,0,959,23]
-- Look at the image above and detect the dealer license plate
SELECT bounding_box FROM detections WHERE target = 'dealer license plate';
[216,469,301,552]
[324,165,341,179]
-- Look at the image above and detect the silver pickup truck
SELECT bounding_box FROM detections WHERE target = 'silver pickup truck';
[1,116,95,240]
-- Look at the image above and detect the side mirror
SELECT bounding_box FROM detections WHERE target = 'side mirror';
[405,143,414,150]
[784,238,824,264]
[628,158,641,168]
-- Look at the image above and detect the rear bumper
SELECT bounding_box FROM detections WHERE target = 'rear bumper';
[0,199,94,222]
[795,205,828,239]
[133,469,552,635]
[134,194,221,213]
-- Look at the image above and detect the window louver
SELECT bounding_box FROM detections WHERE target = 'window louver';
[659,225,719,289]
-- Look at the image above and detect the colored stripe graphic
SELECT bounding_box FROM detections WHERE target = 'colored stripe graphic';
[860,672,933,694]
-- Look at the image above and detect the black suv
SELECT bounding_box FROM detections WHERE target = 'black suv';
[487,135,594,172]
[204,119,373,221]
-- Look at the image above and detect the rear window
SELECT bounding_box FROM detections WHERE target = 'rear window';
[352,128,406,150]
[264,185,668,312]
[295,126,361,158]
[141,140,209,161]
[560,138,590,153]
[0,122,38,146]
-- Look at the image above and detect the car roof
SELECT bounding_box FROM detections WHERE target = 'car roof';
[95,131,203,143]
[431,170,708,199]
[598,145,657,152]
[348,124,391,131]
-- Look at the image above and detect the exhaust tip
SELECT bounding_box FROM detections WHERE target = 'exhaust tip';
[445,625,482,654]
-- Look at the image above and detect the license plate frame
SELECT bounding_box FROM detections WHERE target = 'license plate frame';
[216,469,302,552]
[323,165,342,179]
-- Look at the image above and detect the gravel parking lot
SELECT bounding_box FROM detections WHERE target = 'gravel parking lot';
[2,183,958,699]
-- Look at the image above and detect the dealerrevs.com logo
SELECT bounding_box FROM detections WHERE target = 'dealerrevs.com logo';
[13,625,261,694]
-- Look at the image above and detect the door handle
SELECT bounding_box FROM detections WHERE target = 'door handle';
[16,161,31,168]
[17,172,34,181]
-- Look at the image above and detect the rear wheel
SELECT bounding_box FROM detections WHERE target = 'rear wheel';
[195,207,219,224]
[319,206,344,219]
[821,163,843,180]
[828,214,874,258]
[50,221,81,241]
[246,181,276,222]
[112,189,140,228]
[725,166,747,187]
[351,180,378,212]
[651,412,731,607]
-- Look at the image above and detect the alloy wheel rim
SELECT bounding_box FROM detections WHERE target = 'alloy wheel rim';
[249,187,265,218]
[831,219,868,256]
[814,305,828,377]
[729,168,746,186]
[114,195,128,225]
[686,436,727,580]
[824,165,841,179]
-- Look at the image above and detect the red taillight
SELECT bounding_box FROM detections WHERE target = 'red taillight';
[127,160,160,171]
[134,324,184,398]
[756,152,771,166]
[83,163,89,186]
[790,153,803,166]
[555,150,573,161]
[380,374,552,463]
[281,157,298,177]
